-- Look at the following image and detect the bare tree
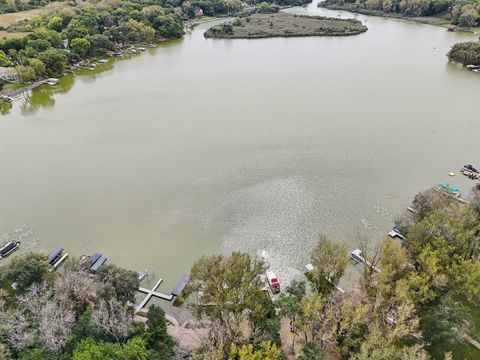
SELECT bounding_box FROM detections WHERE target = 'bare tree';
[0,310,35,351]
[54,269,100,308]
[91,299,133,342]
[37,300,75,351]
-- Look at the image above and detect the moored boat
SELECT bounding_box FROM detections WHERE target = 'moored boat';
[266,271,280,293]
[0,241,20,259]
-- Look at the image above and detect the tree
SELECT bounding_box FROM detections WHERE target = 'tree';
[16,65,36,83]
[298,341,324,360]
[126,20,155,43]
[228,341,282,359]
[28,58,46,79]
[155,14,184,39]
[90,299,132,342]
[85,34,113,55]
[97,264,139,304]
[72,338,123,360]
[307,235,347,294]
[70,38,91,58]
[38,48,68,77]
[0,50,13,67]
[452,260,480,305]
[1,253,47,293]
[47,16,63,32]
[185,252,266,356]
[144,305,174,359]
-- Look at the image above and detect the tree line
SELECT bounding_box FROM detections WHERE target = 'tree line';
[322,0,480,28]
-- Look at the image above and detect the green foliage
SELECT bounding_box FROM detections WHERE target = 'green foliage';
[1,253,47,293]
[186,252,266,322]
[16,65,36,83]
[70,38,91,58]
[447,41,480,65]
[144,305,175,359]
[0,50,13,67]
[72,337,123,360]
[298,342,325,360]
[96,264,139,304]
[307,235,347,294]
[228,341,282,359]
[256,2,281,13]
[47,16,64,32]
[38,48,68,77]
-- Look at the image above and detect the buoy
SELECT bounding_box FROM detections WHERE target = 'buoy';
[448,172,455,177]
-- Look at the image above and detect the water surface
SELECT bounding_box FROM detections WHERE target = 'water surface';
[1,1,479,294]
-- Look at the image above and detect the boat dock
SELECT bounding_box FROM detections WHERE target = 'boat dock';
[135,273,190,313]
[388,229,405,240]
[350,249,381,273]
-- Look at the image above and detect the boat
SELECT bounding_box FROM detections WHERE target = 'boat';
[0,241,20,259]
[266,271,280,293]
[462,164,478,173]
[48,247,64,265]
[90,255,107,273]
[388,229,405,240]
[48,247,69,270]
[45,78,59,86]
[466,65,480,71]
[448,172,455,177]
[439,182,459,194]
[88,252,102,266]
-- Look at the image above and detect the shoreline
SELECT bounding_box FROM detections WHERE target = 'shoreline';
[0,43,159,105]
[318,3,480,32]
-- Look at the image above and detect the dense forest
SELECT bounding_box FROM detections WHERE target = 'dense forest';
[0,256,175,359]
[2,185,478,359]
[322,0,480,27]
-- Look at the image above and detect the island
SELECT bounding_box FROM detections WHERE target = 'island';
[447,41,480,66]
[204,13,368,39]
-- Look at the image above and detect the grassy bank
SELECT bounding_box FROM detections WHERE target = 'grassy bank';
[204,13,367,39]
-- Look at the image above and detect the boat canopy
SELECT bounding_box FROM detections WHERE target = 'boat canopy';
[0,242,18,256]
[90,255,107,273]
[48,248,64,264]
[440,182,459,192]
[171,275,190,297]
[89,253,101,266]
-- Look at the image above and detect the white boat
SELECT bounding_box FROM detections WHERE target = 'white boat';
[266,271,280,293]
[45,78,59,85]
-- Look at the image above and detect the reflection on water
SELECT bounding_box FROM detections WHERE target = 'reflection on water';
[2,58,119,116]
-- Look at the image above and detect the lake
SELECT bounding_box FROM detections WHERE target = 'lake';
[1,1,479,300]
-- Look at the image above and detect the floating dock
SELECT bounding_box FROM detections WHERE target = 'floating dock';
[388,229,405,240]
[136,278,174,313]
[350,249,381,273]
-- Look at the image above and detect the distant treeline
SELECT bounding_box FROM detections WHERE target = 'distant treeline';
[322,0,480,27]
